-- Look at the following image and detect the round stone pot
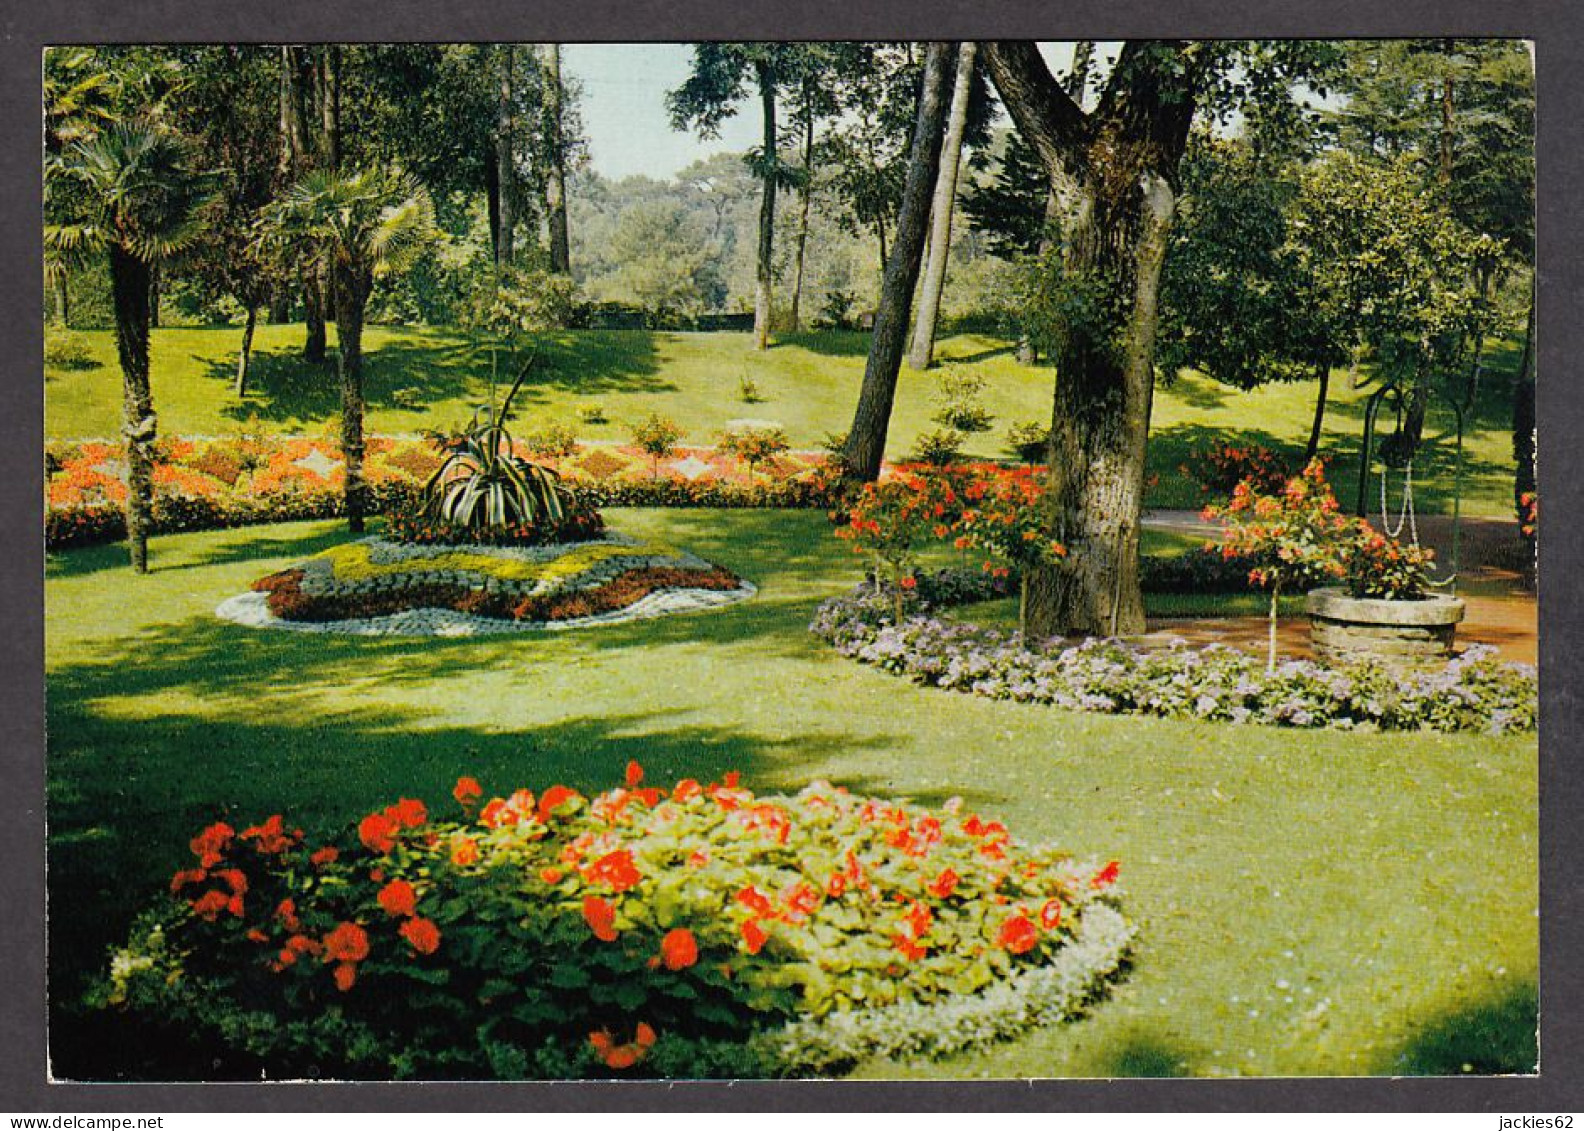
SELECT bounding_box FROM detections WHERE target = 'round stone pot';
[1306,587,1466,666]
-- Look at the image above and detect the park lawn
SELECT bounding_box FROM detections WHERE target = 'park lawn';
[45,511,1537,1080]
[45,323,1524,517]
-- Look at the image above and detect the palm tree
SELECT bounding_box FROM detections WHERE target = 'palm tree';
[260,167,436,532]
[45,121,215,572]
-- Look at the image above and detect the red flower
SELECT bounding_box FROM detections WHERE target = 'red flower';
[903,901,933,940]
[452,776,482,809]
[310,846,339,868]
[275,898,300,930]
[479,798,513,828]
[723,771,740,789]
[826,873,846,898]
[582,895,619,942]
[241,814,294,854]
[168,868,207,894]
[216,868,248,896]
[625,760,644,788]
[604,1045,640,1070]
[323,922,370,963]
[431,831,471,863]
[358,812,398,854]
[687,849,709,869]
[734,885,773,917]
[189,822,235,869]
[927,868,960,900]
[190,889,229,921]
[537,785,579,823]
[400,917,441,955]
[582,849,643,893]
[332,962,357,992]
[997,914,1039,955]
[386,798,428,829]
[660,927,699,971]
[899,575,917,590]
[740,919,768,955]
[893,933,927,962]
[672,778,703,802]
[1040,898,1064,930]
[539,866,564,884]
[378,879,418,918]
[635,1022,657,1048]
[1091,860,1120,889]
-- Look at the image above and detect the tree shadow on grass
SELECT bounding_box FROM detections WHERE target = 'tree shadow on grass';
[1379,979,1539,1076]
[1102,1031,1199,1078]
[46,521,353,582]
[772,330,873,358]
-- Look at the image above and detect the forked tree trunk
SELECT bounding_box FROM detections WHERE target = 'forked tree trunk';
[908,41,977,371]
[495,44,516,269]
[235,303,259,396]
[752,59,778,351]
[841,42,956,480]
[334,265,373,532]
[543,44,572,275]
[110,246,156,573]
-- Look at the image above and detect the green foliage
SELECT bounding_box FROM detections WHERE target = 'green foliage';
[718,425,790,479]
[518,420,580,459]
[738,375,765,404]
[908,428,964,467]
[596,200,724,318]
[44,331,100,370]
[97,768,1129,1077]
[628,413,685,479]
[929,365,994,433]
[1345,522,1435,600]
[1004,421,1050,464]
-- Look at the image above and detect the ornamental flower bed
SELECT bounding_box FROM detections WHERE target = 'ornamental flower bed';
[95,765,1135,1079]
[244,534,748,626]
[810,569,1536,735]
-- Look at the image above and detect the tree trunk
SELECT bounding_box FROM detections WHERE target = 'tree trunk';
[148,261,161,328]
[752,59,778,351]
[1305,359,1331,461]
[985,41,1196,637]
[542,44,572,275]
[235,303,259,396]
[1016,191,1064,365]
[334,265,372,533]
[53,275,70,327]
[303,270,327,362]
[1067,41,1095,103]
[908,41,977,371]
[320,45,341,172]
[484,148,501,264]
[110,246,155,574]
[841,42,956,480]
[789,110,815,333]
[495,44,516,269]
[1513,281,1536,525]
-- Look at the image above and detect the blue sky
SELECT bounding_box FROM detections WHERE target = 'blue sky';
[562,43,1093,182]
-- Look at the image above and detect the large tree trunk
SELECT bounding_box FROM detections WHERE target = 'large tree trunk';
[484,149,501,263]
[110,246,156,574]
[235,302,259,396]
[303,270,328,362]
[147,261,161,328]
[1305,359,1331,461]
[840,43,956,480]
[334,266,372,533]
[321,46,341,171]
[1513,282,1536,528]
[788,111,815,333]
[282,46,324,360]
[907,41,977,371]
[542,44,572,275]
[986,41,1196,637]
[495,44,516,269]
[752,59,778,351]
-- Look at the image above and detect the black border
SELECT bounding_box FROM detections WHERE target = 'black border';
[7,0,1582,1113]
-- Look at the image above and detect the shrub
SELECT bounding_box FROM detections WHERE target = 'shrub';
[518,421,581,460]
[578,403,609,425]
[952,468,1067,637]
[1344,520,1434,600]
[1183,442,1294,498]
[738,375,765,404]
[908,428,964,467]
[1005,421,1051,464]
[810,570,1536,736]
[832,472,960,623]
[95,767,1133,1079]
[629,414,685,480]
[44,331,100,370]
[718,426,790,481]
[930,366,994,434]
[815,290,858,331]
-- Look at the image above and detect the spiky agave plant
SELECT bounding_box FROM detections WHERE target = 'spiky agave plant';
[421,357,576,535]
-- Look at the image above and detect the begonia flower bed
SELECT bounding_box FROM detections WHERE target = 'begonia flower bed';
[96,766,1135,1078]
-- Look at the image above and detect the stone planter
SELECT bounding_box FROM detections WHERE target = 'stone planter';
[1306,587,1465,665]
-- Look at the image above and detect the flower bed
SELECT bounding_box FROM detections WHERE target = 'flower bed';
[241,534,748,628]
[95,766,1134,1079]
[810,570,1536,735]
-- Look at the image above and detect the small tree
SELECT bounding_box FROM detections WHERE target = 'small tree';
[833,474,945,624]
[953,469,1067,638]
[718,425,790,482]
[1205,459,1353,670]
[629,414,684,480]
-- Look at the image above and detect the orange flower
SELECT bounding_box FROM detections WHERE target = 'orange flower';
[928,868,960,899]
[479,798,513,828]
[241,814,294,854]
[588,1029,614,1052]
[740,919,768,955]
[275,898,300,930]
[378,879,418,918]
[333,961,357,992]
[660,927,698,971]
[997,914,1038,955]
[687,849,709,869]
[1091,860,1120,889]
[672,778,703,802]
[893,934,927,962]
[826,872,846,898]
[190,890,229,921]
[358,812,398,854]
[169,868,207,893]
[217,868,248,895]
[400,917,441,955]
[323,922,370,963]
[452,776,482,809]
[386,798,428,829]
[189,822,235,869]
[625,760,644,788]
[635,1022,657,1048]
[539,866,564,884]
[604,1045,639,1070]
[537,785,579,823]
[310,846,339,868]
[1040,898,1064,930]
[450,836,480,867]
[582,895,619,942]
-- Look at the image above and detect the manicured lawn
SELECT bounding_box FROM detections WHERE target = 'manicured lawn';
[45,323,1525,516]
[45,511,1537,1079]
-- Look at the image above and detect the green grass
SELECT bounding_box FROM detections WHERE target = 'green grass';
[45,323,1526,517]
[45,512,1537,1079]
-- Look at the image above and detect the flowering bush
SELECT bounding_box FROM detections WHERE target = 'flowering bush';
[1205,459,1353,668]
[952,467,1066,637]
[834,472,963,623]
[717,425,791,481]
[1182,441,1295,498]
[1344,520,1434,600]
[810,569,1536,735]
[628,414,685,479]
[95,765,1133,1079]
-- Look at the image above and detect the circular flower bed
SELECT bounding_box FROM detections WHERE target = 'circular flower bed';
[218,533,754,635]
[95,766,1134,1079]
[811,570,1536,735]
